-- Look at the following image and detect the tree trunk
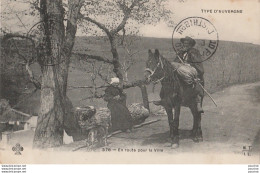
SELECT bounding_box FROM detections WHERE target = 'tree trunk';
[33,0,86,148]
[109,37,124,82]
[139,85,150,112]
[33,0,67,148]
[33,67,65,148]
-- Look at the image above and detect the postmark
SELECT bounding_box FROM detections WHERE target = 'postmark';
[172,16,219,62]
[27,19,63,66]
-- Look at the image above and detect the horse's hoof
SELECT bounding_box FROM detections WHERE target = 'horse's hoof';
[197,136,203,142]
[192,137,199,143]
[171,143,179,149]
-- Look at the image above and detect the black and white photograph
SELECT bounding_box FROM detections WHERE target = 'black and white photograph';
[0,0,259,165]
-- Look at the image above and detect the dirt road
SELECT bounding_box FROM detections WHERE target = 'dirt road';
[66,82,260,157]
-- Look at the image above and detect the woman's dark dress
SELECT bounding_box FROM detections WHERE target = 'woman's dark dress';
[104,86,133,132]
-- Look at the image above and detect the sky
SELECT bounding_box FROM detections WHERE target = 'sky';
[139,0,260,44]
[1,0,259,44]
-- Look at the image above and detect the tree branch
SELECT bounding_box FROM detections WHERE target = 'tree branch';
[81,94,105,100]
[70,78,149,90]
[111,0,138,35]
[10,39,29,62]
[123,78,149,89]
[2,33,38,68]
[73,52,113,64]
[64,0,84,56]
[25,63,41,89]
[81,16,111,38]
[2,33,35,46]
[121,27,126,45]
[68,85,109,89]
[29,0,41,12]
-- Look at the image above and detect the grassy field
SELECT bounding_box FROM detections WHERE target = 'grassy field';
[68,37,260,107]
[13,36,260,114]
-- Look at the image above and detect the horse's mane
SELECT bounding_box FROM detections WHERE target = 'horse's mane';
[159,55,179,76]
[158,54,181,93]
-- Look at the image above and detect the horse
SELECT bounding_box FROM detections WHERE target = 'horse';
[144,49,204,148]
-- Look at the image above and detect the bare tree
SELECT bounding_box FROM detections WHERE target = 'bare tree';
[31,0,88,148]
[1,0,87,148]
[79,0,171,83]
[73,0,172,110]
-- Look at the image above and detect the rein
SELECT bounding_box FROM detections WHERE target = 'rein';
[145,56,165,84]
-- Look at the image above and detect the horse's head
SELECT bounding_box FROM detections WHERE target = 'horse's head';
[144,49,165,83]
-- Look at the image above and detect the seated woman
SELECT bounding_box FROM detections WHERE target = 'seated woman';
[104,77,133,133]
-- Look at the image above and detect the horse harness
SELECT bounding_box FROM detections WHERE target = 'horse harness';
[145,56,170,84]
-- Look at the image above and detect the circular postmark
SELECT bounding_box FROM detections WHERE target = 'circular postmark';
[27,18,59,44]
[27,21,46,44]
[26,19,62,64]
[172,17,219,62]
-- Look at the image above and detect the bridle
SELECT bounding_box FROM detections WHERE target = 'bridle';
[145,56,165,84]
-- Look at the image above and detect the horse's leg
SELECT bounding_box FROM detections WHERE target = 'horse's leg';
[197,111,203,142]
[167,102,181,149]
[190,102,197,134]
[198,96,204,139]
[164,106,174,144]
[197,96,203,141]
[190,103,203,142]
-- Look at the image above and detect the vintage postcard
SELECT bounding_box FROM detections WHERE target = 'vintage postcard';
[0,0,259,164]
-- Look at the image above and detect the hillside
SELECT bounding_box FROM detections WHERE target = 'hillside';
[2,36,260,114]
[72,36,260,61]
[67,36,260,106]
